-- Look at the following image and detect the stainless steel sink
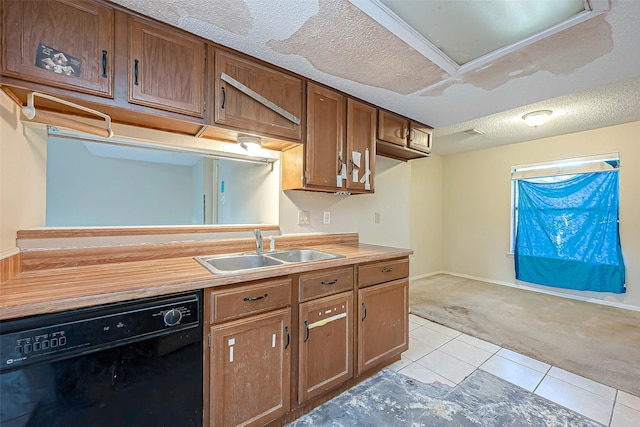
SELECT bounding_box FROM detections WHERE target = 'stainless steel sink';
[194,249,344,274]
[267,249,345,263]
[195,253,284,274]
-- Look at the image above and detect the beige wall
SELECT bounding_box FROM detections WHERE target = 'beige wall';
[279,154,444,277]
[279,156,414,249]
[0,91,47,257]
[441,121,640,309]
[410,154,443,277]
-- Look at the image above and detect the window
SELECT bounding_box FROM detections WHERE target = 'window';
[510,154,625,293]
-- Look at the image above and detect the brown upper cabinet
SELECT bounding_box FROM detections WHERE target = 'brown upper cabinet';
[408,121,433,154]
[2,0,114,97]
[377,109,432,160]
[128,16,206,117]
[1,0,432,164]
[304,82,345,189]
[281,84,376,194]
[346,99,376,193]
[377,110,409,147]
[214,50,303,141]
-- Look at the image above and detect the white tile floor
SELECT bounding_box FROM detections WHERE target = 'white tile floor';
[388,314,640,427]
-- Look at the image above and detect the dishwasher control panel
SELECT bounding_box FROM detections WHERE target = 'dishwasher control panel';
[0,292,200,371]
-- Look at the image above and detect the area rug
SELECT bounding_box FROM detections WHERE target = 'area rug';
[287,368,603,426]
[409,274,640,397]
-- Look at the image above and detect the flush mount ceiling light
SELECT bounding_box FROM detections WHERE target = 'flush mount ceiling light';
[522,110,553,127]
[237,135,262,152]
[350,0,609,76]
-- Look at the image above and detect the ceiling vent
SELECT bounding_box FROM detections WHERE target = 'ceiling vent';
[463,128,485,136]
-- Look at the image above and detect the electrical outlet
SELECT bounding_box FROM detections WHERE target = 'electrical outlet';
[374,212,380,224]
[323,211,331,225]
[298,210,310,225]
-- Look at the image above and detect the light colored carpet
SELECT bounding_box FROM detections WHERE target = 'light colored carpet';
[409,274,640,397]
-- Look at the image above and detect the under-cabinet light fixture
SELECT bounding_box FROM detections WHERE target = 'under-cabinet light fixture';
[237,135,263,152]
[522,110,553,127]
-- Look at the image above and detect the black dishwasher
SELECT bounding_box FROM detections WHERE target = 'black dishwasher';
[0,291,203,427]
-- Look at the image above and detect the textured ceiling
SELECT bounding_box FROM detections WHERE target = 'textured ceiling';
[110,0,640,155]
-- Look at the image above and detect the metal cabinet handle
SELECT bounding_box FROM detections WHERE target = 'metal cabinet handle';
[321,279,338,286]
[410,129,415,142]
[101,50,108,78]
[134,59,139,86]
[221,86,226,109]
[243,293,268,302]
[381,268,393,273]
[304,320,310,342]
[284,326,290,350]
[361,303,367,321]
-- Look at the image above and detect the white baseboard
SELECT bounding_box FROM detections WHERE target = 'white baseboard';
[426,271,640,313]
[409,270,446,281]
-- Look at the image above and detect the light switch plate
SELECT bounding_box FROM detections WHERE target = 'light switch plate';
[374,212,381,224]
[298,210,310,225]
[323,211,331,225]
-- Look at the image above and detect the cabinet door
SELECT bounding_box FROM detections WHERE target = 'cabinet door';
[299,291,353,403]
[305,83,345,189]
[346,99,376,192]
[2,0,113,97]
[358,279,409,375]
[378,109,409,147]
[210,308,291,427]
[215,50,303,141]
[409,122,433,154]
[128,17,205,117]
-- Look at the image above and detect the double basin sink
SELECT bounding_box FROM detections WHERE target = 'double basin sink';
[195,249,345,274]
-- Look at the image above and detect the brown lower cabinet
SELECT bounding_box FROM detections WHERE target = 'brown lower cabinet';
[209,308,291,427]
[205,257,408,426]
[358,278,409,375]
[298,291,354,403]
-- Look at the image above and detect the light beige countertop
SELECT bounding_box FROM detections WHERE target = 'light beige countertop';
[0,243,412,320]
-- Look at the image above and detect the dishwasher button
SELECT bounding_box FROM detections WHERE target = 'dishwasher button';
[59,337,67,346]
[50,338,58,347]
[33,342,41,352]
[42,340,50,350]
[24,343,32,353]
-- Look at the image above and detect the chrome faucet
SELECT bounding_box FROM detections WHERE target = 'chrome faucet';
[254,229,263,254]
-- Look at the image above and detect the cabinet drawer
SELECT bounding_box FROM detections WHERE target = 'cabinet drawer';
[299,266,353,302]
[210,278,291,323]
[358,258,409,288]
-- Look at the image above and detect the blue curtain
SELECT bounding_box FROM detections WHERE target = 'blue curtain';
[515,172,625,293]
